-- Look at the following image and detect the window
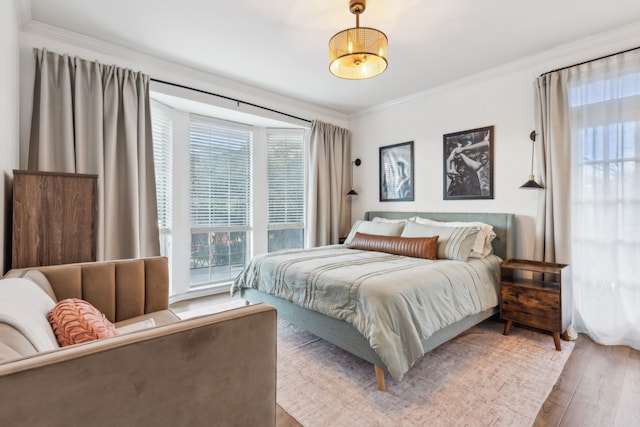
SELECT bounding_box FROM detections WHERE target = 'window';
[570,73,640,270]
[150,90,307,298]
[189,115,253,286]
[267,129,305,252]
[568,58,640,346]
[150,101,173,258]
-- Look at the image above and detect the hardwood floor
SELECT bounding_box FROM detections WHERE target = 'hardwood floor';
[171,294,640,427]
[534,334,640,426]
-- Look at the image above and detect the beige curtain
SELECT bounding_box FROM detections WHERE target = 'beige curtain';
[306,120,351,247]
[533,70,576,340]
[533,71,572,264]
[28,48,160,260]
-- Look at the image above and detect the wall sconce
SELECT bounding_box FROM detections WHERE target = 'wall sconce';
[520,131,544,189]
[347,158,361,195]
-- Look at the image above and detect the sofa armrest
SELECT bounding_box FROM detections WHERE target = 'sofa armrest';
[0,303,277,427]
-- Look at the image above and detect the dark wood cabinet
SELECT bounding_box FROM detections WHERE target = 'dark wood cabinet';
[500,259,572,351]
[12,170,98,268]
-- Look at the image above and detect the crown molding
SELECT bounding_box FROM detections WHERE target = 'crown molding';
[22,21,117,55]
[21,21,348,127]
[350,20,640,120]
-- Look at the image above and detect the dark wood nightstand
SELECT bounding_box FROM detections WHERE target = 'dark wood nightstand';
[500,259,572,350]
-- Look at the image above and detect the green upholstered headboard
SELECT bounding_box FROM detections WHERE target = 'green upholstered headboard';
[363,211,516,260]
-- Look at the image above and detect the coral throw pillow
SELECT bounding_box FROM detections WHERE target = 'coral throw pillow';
[48,298,119,347]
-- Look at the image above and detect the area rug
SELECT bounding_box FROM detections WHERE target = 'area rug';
[276,318,574,427]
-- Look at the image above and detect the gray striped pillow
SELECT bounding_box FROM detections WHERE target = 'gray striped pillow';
[401,221,479,261]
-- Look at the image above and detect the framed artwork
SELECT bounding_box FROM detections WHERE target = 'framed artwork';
[443,126,494,200]
[379,141,414,201]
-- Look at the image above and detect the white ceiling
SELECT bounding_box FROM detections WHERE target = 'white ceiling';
[25,0,640,115]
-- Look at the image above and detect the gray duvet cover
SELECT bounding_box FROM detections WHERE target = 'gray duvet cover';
[231,245,501,381]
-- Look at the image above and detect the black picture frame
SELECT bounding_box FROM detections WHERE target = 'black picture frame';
[379,141,414,202]
[443,126,494,200]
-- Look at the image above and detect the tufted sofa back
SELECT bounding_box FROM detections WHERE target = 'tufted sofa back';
[6,257,169,323]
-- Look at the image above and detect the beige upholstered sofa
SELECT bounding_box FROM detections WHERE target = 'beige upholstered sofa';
[0,257,277,426]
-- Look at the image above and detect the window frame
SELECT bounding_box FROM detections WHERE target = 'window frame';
[150,92,308,301]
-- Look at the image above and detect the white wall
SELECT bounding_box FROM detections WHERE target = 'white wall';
[0,0,22,273]
[348,23,640,259]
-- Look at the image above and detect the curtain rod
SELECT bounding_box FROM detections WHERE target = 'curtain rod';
[150,78,312,124]
[540,45,640,77]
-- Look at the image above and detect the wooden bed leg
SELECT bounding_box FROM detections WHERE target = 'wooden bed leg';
[374,365,386,391]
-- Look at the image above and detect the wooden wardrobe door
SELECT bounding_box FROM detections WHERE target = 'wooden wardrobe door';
[12,170,97,268]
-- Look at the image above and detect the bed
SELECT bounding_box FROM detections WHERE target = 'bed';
[232,211,515,390]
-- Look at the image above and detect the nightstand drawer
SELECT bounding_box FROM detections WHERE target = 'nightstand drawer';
[501,285,560,331]
[500,259,571,351]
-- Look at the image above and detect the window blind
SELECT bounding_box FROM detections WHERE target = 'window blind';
[267,129,304,227]
[189,115,253,229]
[151,101,173,231]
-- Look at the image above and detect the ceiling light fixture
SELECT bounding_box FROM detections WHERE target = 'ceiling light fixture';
[329,0,388,80]
[520,131,544,189]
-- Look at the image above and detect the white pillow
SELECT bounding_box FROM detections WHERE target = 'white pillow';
[371,216,408,225]
[411,216,496,258]
[401,221,479,261]
[0,278,60,351]
[17,270,57,301]
[344,220,406,245]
